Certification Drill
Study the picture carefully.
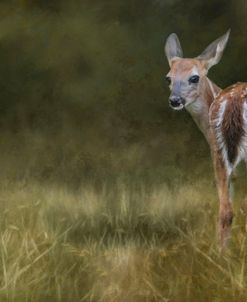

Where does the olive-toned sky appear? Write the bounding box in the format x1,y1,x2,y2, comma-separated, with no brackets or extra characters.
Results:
0,0,247,188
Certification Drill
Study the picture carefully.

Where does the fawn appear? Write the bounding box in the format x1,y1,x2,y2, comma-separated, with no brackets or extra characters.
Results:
165,30,247,248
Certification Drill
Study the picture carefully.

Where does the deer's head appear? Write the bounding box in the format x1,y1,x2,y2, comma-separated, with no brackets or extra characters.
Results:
164,30,230,110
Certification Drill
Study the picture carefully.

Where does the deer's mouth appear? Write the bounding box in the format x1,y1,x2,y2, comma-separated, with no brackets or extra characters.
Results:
169,96,185,110
170,103,184,111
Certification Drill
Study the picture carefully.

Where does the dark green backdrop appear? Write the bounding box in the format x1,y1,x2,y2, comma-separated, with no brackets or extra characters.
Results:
0,0,246,188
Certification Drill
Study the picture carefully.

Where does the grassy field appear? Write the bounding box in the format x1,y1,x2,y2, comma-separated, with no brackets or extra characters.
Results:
1,1,247,301
0,176,247,302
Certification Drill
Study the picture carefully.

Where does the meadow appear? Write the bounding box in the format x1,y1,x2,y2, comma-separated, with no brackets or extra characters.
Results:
1,174,247,301
0,0,247,301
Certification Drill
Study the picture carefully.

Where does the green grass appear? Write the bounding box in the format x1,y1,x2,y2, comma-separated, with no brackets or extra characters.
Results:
0,178,247,301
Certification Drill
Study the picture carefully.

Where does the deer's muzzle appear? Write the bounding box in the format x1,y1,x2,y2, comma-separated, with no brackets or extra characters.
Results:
169,95,185,110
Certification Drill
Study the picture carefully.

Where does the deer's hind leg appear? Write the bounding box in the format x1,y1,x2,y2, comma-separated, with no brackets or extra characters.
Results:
214,152,234,249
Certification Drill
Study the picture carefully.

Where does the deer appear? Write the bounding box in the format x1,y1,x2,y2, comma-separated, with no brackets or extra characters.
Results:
164,30,247,248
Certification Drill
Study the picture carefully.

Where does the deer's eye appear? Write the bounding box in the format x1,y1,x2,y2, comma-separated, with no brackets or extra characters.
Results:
165,76,171,85
189,75,200,84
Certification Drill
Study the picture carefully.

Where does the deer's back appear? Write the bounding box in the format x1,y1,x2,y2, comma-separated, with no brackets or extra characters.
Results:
210,82,247,170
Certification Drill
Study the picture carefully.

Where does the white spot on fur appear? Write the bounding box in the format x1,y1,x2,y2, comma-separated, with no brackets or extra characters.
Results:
243,102,247,123
239,102,247,163
186,98,203,114
191,66,199,76
213,100,232,175
216,100,226,127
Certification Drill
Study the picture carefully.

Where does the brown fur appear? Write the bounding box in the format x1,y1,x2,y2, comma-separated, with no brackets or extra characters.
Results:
210,83,247,164
170,59,205,78
168,59,238,249
214,153,233,247
165,30,237,249
209,82,247,247
222,97,244,164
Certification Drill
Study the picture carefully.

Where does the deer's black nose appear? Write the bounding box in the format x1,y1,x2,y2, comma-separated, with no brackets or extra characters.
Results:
169,96,185,108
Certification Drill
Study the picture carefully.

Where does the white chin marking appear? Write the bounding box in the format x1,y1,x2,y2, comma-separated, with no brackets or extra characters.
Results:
171,104,184,111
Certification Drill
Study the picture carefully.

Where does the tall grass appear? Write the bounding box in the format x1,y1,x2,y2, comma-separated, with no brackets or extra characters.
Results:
0,178,246,301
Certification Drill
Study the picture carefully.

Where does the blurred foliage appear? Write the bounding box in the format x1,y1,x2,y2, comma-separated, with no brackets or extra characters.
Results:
0,0,246,187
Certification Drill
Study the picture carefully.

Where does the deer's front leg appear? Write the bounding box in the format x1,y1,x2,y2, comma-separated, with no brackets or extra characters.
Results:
214,153,233,249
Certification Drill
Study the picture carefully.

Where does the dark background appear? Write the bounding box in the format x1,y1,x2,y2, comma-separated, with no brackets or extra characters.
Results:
0,0,246,189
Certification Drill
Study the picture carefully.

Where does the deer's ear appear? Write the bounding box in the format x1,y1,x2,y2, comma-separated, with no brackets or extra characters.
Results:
165,33,183,67
198,29,230,70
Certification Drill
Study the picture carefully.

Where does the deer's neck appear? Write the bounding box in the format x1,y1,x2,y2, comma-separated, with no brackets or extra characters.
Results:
186,77,221,143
